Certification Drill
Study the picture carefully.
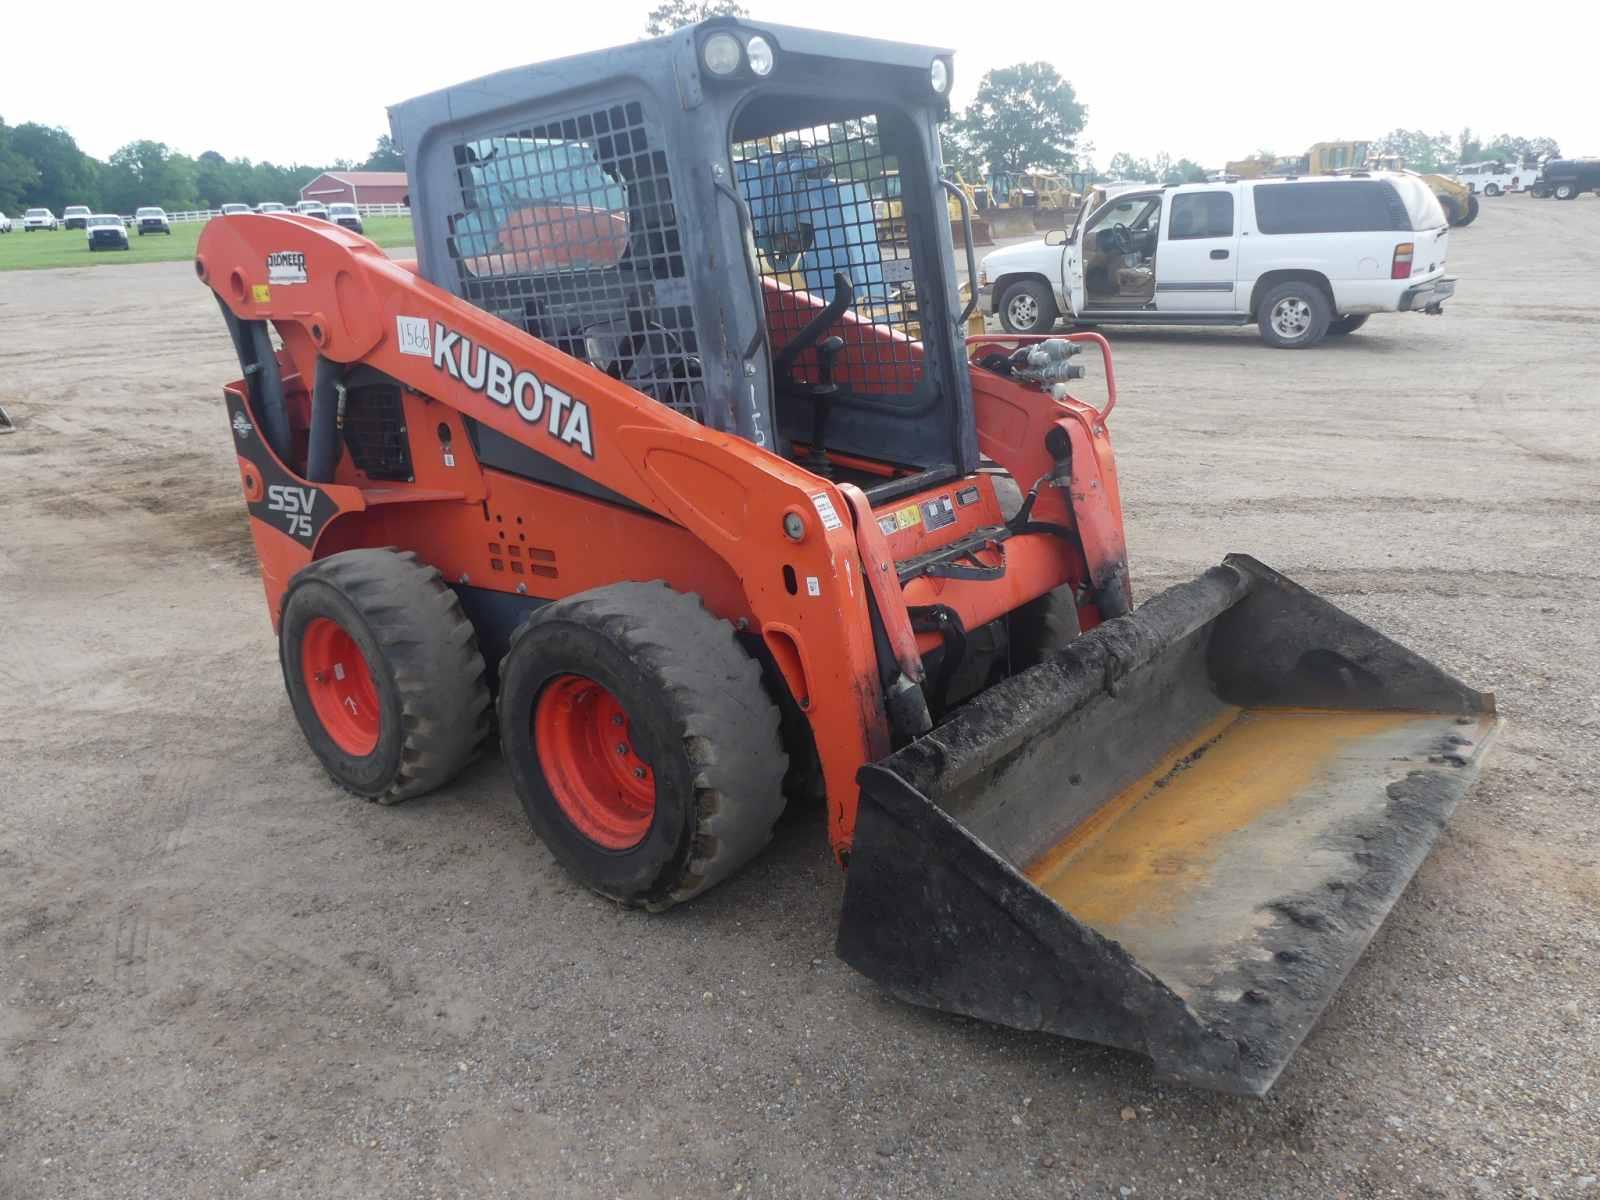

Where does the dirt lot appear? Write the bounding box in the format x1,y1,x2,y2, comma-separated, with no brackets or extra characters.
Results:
2,197,1597,1200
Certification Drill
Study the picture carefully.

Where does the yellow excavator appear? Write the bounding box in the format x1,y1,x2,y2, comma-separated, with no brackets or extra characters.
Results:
1227,141,1478,226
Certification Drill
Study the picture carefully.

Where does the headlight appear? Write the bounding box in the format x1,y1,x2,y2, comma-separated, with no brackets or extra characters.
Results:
702,32,742,76
745,35,774,76
930,58,950,94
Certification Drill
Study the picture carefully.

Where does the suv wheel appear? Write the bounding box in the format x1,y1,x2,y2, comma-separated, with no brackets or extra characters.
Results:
998,279,1058,335
1258,281,1331,349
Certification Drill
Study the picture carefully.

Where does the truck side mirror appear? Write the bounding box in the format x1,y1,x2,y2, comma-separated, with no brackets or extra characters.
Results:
1044,229,1067,246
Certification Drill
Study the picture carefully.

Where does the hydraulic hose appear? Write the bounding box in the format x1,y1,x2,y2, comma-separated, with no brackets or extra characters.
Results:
304,356,343,484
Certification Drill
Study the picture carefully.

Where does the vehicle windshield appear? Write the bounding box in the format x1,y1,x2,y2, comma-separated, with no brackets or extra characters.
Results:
137,207,164,217
87,215,122,227
65,206,89,214
259,203,285,211
27,209,49,217
329,204,357,214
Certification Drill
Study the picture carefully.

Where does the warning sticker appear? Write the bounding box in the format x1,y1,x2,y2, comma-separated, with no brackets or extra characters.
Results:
805,576,821,597
876,504,923,537
251,283,271,304
810,492,843,531
266,250,307,285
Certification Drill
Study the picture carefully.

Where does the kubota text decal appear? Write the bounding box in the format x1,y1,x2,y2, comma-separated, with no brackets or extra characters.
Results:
421,318,594,458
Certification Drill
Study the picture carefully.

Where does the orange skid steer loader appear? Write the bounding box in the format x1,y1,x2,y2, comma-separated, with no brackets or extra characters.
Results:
197,21,1496,1095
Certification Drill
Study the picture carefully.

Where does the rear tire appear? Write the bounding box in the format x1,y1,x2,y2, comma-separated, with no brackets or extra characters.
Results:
1439,195,1464,225
280,549,492,803
1554,182,1578,200
1258,280,1331,349
497,582,787,910
998,279,1058,335
1327,314,1370,336
1462,193,1481,224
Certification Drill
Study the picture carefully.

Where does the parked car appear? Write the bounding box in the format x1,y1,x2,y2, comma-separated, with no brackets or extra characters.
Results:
979,173,1453,349
255,201,289,214
86,213,130,252
1452,162,1518,196
1529,158,1600,200
0,212,12,233
326,202,364,233
136,206,172,235
295,200,330,219
23,208,59,232
219,203,251,216
62,205,92,230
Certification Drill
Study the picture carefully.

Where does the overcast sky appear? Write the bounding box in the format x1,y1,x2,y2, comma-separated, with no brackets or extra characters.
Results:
4,0,1592,169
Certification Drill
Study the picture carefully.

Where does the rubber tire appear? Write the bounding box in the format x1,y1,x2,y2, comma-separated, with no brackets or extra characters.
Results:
1485,184,1501,197
1554,182,1577,200
498,582,787,911
1440,195,1464,225
1461,193,1481,225
1327,314,1370,336
1257,280,1332,349
1007,584,1082,671
280,548,492,803
998,279,1058,335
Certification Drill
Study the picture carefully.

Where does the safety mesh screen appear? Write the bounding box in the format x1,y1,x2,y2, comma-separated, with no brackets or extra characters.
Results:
444,100,705,423
734,114,923,396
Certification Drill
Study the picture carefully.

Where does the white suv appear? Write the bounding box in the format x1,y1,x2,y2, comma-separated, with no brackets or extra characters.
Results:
23,208,59,232
980,174,1455,348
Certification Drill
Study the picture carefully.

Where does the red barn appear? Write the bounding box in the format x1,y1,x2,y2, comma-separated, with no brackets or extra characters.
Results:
298,171,409,207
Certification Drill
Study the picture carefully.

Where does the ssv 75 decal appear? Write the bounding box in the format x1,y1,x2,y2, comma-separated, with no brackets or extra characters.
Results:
410,317,594,458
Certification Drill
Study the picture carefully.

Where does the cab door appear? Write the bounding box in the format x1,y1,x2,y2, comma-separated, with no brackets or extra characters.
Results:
1154,188,1240,312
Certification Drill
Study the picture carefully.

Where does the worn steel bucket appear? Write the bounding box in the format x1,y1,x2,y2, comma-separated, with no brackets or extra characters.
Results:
837,555,1496,1095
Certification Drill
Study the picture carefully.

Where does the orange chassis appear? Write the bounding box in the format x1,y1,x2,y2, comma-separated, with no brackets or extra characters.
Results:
197,215,1130,856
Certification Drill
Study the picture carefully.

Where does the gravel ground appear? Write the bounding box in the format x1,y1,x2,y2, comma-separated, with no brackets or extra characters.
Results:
1,195,1596,1199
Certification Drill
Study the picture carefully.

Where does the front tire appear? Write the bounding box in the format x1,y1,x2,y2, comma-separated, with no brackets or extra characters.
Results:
1327,314,1370,336
497,583,786,910
280,549,491,803
1554,182,1578,200
1258,281,1331,349
1485,183,1501,196
997,279,1058,335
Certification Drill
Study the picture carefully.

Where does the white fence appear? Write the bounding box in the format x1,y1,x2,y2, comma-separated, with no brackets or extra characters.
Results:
162,203,412,223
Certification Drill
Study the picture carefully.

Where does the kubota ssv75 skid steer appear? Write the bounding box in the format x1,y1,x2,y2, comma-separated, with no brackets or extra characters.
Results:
196,21,1496,1095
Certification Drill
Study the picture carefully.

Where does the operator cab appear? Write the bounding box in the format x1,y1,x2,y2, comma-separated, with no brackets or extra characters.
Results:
390,20,976,499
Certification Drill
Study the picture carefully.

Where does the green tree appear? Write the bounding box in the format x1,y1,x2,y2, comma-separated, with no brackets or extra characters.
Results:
1454,127,1482,166
956,62,1086,176
103,140,198,212
643,0,746,36
363,134,405,170
1376,128,1453,172
1481,133,1561,164
1105,152,1154,182
0,118,41,212
9,122,99,210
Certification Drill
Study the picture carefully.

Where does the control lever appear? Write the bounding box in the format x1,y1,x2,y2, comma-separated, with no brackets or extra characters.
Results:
807,335,846,477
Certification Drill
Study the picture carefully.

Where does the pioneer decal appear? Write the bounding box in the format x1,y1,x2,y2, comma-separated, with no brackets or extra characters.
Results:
430,323,594,457
266,251,307,285
232,410,253,440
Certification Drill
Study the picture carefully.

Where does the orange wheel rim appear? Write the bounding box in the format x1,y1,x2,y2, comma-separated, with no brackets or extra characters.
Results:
534,674,655,850
300,617,381,756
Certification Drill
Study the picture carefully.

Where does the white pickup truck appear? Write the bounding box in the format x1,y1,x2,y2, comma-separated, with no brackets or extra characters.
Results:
979,174,1455,348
